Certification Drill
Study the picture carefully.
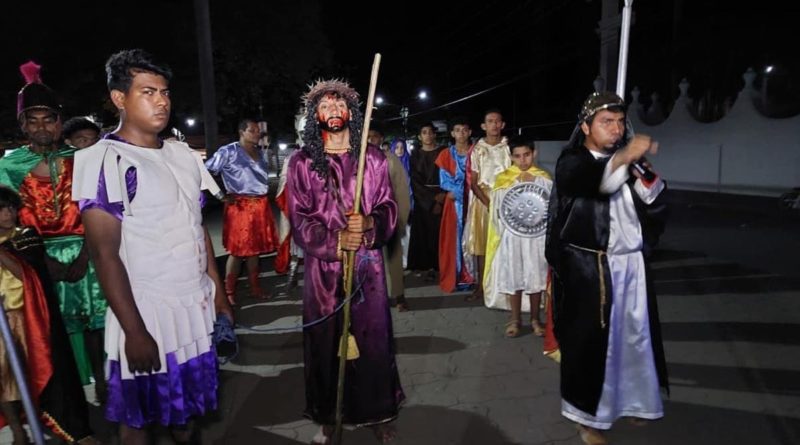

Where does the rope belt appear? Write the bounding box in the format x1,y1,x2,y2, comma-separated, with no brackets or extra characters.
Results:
568,243,608,329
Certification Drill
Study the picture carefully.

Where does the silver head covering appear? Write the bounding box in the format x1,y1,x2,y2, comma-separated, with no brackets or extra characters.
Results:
567,91,632,150
578,91,626,123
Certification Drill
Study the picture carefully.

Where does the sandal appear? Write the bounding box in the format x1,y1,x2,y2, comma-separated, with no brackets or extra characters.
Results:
396,295,410,312
504,320,521,338
464,288,483,302
424,269,437,282
531,320,545,337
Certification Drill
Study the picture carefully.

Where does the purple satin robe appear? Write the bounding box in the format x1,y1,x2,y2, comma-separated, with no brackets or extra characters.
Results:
287,145,405,425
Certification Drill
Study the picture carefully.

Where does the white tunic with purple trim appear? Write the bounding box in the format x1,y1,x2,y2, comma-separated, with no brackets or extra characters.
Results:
72,139,222,427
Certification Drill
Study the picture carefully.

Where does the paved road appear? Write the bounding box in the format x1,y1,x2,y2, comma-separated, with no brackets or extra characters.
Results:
7,190,798,444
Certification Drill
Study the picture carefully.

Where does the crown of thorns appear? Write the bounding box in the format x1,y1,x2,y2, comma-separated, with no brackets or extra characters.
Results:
302,79,361,108
579,91,626,122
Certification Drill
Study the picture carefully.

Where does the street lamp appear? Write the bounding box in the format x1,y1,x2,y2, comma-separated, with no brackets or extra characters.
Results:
375,90,430,137
186,117,196,127
763,65,774,113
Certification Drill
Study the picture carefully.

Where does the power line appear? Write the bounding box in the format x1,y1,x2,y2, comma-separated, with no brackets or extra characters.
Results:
381,46,580,122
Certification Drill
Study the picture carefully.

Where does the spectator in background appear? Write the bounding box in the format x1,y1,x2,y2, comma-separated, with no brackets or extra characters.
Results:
205,118,279,303
407,122,444,281
62,117,100,149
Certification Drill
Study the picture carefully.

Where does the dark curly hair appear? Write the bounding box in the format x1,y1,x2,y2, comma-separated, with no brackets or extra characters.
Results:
62,116,100,139
301,93,364,179
105,49,172,93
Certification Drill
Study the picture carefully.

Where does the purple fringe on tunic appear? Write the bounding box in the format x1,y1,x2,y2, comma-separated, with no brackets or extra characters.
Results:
105,348,218,428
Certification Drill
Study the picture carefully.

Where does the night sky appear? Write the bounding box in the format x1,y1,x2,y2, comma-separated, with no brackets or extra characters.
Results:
1,0,796,146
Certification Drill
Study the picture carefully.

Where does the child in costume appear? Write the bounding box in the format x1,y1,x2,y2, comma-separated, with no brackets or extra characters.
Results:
485,138,552,337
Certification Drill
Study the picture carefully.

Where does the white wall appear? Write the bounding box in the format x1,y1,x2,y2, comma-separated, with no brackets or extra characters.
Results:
535,69,800,197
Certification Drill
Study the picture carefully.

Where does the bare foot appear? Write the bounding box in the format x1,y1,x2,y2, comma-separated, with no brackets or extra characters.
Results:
372,423,396,443
575,423,607,445
311,425,333,444
626,416,649,426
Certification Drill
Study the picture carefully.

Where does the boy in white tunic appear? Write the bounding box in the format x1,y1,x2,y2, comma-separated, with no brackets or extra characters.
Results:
485,138,552,338
73,49,232,444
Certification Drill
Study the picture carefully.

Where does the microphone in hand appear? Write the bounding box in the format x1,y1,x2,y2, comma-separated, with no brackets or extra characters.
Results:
630,158,657,182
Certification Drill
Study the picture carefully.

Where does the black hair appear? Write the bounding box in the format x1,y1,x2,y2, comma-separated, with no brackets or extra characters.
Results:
449,116,470,129
0,185,21,211
105,49,173,93
483,108,504,121
238,118,259,133
62,117,100,139
369,125,384,137
418,122,436,133
508,136,535,154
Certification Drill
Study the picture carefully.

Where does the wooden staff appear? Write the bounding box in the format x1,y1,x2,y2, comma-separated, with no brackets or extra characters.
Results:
333,53,382,445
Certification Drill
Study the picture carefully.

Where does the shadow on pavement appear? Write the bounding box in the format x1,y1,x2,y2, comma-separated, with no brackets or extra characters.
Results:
396,336,467,355
230,332,303,366
662,321,800,345
668,361,800,395
395,295,485,312
605,399,800,445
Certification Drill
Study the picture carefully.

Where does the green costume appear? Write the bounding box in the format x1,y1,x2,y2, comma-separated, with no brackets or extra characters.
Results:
0,145,107,385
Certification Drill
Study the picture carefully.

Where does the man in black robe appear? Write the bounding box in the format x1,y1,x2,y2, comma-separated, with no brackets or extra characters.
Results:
545,92,669,445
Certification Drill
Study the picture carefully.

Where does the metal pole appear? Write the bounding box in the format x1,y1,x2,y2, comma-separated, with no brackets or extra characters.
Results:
193,0,220,159
0,295,45,445
616,0,634,98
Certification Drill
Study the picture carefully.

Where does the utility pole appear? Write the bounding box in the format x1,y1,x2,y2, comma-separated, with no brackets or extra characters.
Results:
597,0,622,92
193,0,219,158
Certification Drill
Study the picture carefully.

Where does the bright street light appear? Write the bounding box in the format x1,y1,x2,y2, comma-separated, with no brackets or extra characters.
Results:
376,96,384,105
186,118,196,127
765,65,774,73
418,90,428,100
279,143,288,150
